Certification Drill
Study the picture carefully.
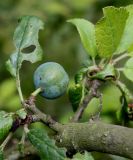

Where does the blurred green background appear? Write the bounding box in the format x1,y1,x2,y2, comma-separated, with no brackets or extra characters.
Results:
1,0,133,159
1,0,133,128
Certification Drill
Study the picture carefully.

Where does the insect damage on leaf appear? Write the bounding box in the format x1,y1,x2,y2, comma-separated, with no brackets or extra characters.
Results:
6,15,44,77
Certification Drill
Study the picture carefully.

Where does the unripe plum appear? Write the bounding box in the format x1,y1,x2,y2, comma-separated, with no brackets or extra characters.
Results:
33,62,69,99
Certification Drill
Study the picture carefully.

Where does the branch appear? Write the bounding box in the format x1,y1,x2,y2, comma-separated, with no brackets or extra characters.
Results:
56,121,133,159
71,80,102,122
23,96,62,132
10,101,133,159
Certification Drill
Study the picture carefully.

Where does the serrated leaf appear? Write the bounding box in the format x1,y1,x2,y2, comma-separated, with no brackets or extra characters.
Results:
117,5,133,54
28,128,66,160
0,111,13,140
96,7,128,57
68,18,97,58
0,149,4,160
6,16,44,77
123,57,133,82
16,108,27,119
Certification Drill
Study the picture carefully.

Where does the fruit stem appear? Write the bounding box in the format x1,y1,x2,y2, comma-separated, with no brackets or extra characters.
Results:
31,87,42,97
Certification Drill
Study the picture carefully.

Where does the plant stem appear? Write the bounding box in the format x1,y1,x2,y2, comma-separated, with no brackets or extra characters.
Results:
117,68,124,72
31,87,42,97
21,126,26,144
92,57,96,66
24,97,62,131
112,53,128,65
115,80,133,100
24,124,29,133
99,58,106,67
71,93,94,122
71,79,102,122
16,72,24,103
0,132,13,151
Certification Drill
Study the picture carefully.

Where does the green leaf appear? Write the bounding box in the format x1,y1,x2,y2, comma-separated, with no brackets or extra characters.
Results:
28,128,66,160
69,68,87,111
74,68,88,84
16,108,27,119
89,63,116,80
70,151,94,160
116,95,129,125
6,16,44,77
0,111,13,140
68,84,83,112
68,18,97,58
117,5,133,54
96,6,128,57
123,57,133,82
0,149,4,160
116,81,133,101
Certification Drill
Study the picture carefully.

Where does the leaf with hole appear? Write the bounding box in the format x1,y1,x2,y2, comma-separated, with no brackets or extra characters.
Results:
6,16,44,77
28,128,66,160
123,57,133,82
95,6,128,57
68,18,97,58
0,111,13,140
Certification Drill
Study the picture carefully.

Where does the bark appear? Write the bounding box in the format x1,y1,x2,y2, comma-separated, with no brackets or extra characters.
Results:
56,121,133,159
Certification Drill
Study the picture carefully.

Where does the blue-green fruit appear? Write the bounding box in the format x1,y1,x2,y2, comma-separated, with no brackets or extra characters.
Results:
34,62,69,99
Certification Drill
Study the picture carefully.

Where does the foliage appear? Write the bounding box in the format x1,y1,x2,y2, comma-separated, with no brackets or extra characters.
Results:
28,128,66,160
0,111,13,140
0,2,133,160
6,15,44,77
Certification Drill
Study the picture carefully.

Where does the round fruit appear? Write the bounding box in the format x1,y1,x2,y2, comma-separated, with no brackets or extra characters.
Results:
33,62,69,99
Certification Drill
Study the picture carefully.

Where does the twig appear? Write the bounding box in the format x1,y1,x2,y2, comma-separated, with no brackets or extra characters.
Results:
115,80,133,100
23,96,62,132
112,53,128,65
0,132,13,151
117,68,124,72
16,73,24,103
90,93,103,121
92,57,96,66
71,80,102,122
99,58,106,66
11,114,40,132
